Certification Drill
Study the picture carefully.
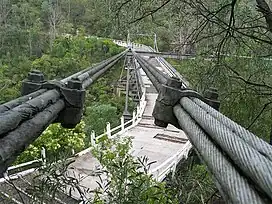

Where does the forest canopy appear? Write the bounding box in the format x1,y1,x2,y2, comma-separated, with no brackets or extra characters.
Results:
1,0,271,148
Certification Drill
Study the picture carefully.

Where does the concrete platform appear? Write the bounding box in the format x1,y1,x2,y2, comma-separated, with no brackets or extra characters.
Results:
123,93,188,171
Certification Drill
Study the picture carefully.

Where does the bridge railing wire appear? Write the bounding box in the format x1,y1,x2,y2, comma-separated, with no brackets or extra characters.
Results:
61,51,127,83
132,52,167,91
0,50,128,174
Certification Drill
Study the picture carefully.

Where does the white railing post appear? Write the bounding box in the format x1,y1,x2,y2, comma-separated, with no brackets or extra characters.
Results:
172,153,180,179
136,105,140,118
71,149,75,155
140,97,144,109
106,122,111,138
172,161,177,179
91,130,96,146
3,171,8,180
41,147,46,166
132,111,136,125
156,169,159,181
142,87,146,101
121,116,125,131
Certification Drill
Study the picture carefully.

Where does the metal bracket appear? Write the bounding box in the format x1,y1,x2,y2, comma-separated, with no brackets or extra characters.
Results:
21,70,86,128
21,70,46,95
152,77,220,129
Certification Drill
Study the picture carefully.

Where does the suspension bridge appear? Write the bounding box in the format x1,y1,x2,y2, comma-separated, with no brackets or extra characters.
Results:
0,39,271,204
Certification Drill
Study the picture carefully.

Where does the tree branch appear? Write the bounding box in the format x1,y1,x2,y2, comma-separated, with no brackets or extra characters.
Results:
256,0,272,32
247,101,272,129
229,75,272,89
129,0,172,23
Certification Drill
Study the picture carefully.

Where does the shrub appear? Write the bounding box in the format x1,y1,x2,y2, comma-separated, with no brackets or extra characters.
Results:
91,136,179,204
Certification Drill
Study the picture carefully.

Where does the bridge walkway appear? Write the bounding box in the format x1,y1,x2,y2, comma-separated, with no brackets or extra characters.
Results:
66,46,190,200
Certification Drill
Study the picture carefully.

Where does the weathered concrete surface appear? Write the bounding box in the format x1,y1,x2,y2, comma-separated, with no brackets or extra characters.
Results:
127,93,187,170
66,152,105,200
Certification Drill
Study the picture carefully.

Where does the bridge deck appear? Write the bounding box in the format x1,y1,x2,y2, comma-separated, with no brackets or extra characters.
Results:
66,48,188,200
127,66,188,170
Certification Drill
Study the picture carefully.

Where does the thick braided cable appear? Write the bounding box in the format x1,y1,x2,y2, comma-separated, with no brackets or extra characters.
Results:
180,97,272,199
82,56,122,88
193,98,272,161
0,90,61,136
0,89,47,114
173,105,267,204
133,52,168,85
61,50,127,83
133,54,161,91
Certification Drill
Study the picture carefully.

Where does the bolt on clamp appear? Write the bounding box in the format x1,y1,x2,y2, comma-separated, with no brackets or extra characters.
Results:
22,70,86,128
152,77,220,129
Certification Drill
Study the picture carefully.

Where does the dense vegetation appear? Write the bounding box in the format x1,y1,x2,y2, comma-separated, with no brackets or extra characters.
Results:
13,36,127,163
109,0,272,142
169,57,272,142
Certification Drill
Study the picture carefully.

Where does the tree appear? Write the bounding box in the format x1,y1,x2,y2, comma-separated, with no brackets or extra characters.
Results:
42,0,63,50
108,0,272,141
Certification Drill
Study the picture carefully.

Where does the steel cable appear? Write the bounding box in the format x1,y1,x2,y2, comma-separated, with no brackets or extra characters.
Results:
193,98,272,161
61,50,127,83
173,104,268,204
0,89,47,114
133,52,168,85
0,100,65,167
180,97,272,200
133,55,161,91
77,51,126,82
0,90,61,136
82,56,123,89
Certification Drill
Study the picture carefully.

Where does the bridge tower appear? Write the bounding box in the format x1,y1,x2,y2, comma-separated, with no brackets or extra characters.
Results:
117,52,142,122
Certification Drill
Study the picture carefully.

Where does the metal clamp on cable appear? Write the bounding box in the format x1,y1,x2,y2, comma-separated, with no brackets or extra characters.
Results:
55,78,85,128
22,70,86,128
152,77,220,129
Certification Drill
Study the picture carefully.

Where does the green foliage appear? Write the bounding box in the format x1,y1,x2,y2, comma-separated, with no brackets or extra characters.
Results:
84,104,119,136
92,136,178,204
168,57,272,142
25,157,80,204
0,35,124,104
0,56,33,102
16,121,86,163
167,158,218,204
134,37,155,48
32,36,124,79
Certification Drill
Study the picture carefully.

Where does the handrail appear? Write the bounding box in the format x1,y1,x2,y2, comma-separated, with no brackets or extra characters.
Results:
0,168,37,183
7,159,42,171
75,85,147,158
149,141,192,181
